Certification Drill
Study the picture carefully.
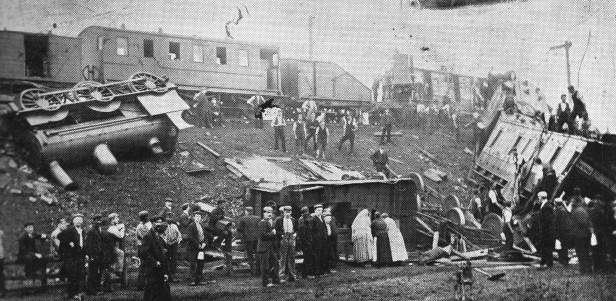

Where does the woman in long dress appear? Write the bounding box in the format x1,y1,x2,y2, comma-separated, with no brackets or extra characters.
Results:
351,209,374,264
383,214,408,262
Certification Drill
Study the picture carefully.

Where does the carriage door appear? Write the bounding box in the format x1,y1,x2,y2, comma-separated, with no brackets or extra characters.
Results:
260,49,279,90
24,34,49,77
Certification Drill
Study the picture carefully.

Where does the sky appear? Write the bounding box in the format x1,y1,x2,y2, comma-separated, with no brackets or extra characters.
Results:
1,0,616,132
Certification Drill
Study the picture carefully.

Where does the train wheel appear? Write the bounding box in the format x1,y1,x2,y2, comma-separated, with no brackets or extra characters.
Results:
72,81,113,103
128,72,168,93
19,88,62,111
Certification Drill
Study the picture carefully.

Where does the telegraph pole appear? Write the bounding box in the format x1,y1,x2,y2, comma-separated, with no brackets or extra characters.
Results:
308,15,315,60
549,41,573,86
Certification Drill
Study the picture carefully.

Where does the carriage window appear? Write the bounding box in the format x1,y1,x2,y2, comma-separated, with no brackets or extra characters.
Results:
169,42,180,60
238,49,249,66
116,37,128,56
489,129,503,147
509,136,522,154
193,45,204,62
216,47,227,65
143,39,154,58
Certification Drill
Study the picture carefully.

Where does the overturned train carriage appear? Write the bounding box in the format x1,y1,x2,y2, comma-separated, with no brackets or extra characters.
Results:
470,111,616,208
247,178,418,251
9,73,192,189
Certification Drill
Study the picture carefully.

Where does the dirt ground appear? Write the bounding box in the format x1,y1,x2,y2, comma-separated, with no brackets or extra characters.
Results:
4,261,615,301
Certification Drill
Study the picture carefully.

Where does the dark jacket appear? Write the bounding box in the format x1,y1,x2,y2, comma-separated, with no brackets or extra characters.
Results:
139,229,169,278
297,214,313,250
538,202,555,244
571,205,592,239
58,226,85,260
553,204,574,243
18,233,44,262
85,227,104,262
237,214,261,242
311,215,328,245
185,221,212,261
371,218,388,238
274,216,298,240
381,114,394,125
157,207,174,220
256,219,277,253
370,151,389,169
326,219,338,245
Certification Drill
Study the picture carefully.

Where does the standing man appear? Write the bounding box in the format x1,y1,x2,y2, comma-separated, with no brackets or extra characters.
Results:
324,212,338,273
553,196,574,266
588,195,608,272
107,213,125,279
178,203,193,233
140,216,171,301
305,114,319,153
338,112,358,154
85,215,105,296
18,222,47,286
571,196,594,274
297,206,314,279
275,206,297,282
257,206,280,287
186,210,212,286
135,210,152,290
292,113,307,156
158,198,174,220
271,105,287,152
537,191,555,269
163,216,182,282
568,85,588,124
370,147,395,179
310,204,328,277
248,94,265,129
302,98,318,122
59,213,86,300
237,206,261,276
50,218,69,252
315,120,330,160
556,94,572,133
380,109,394,145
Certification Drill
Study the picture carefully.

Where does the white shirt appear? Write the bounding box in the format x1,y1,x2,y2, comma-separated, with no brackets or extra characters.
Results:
503,208,512,223
76,227,84,248
488,190,498,204
540,199,548,209
283,217,293,233
326,223,332,236
108,223,126,239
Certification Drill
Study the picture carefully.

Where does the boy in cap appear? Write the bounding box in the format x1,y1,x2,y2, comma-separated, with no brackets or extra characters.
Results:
258,206,280,287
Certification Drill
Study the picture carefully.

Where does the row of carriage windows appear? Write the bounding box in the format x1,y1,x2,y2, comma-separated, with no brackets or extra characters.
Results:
101,36,250,66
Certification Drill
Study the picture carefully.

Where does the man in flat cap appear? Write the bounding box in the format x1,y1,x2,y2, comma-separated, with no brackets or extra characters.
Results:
257,206,280,287
310,204,328,276
163,215,182,282
85,214,106,295
275,206,297,282
106,213,125,278
186,210,213,285
59,213,86,300
237,206,261,276
140,216,171,301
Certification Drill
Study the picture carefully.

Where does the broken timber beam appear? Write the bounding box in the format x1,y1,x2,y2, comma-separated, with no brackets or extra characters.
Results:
196,142,221,158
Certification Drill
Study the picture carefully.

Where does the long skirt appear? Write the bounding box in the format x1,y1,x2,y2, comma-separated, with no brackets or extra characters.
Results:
352,233,374,263
374,234,392,266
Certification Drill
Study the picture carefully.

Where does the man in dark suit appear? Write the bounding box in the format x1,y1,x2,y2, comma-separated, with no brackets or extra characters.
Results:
297,206,314,279
139,216,171,301
536,191,555,268
17,222,48,283
237,206,261,276
59,213,86,300
310,204,328,276
257,206,280,287
571,196,594,274
185,210,212,285
85,215,106,296
324,211,338,273
275,206,297,282
553,196,574,266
